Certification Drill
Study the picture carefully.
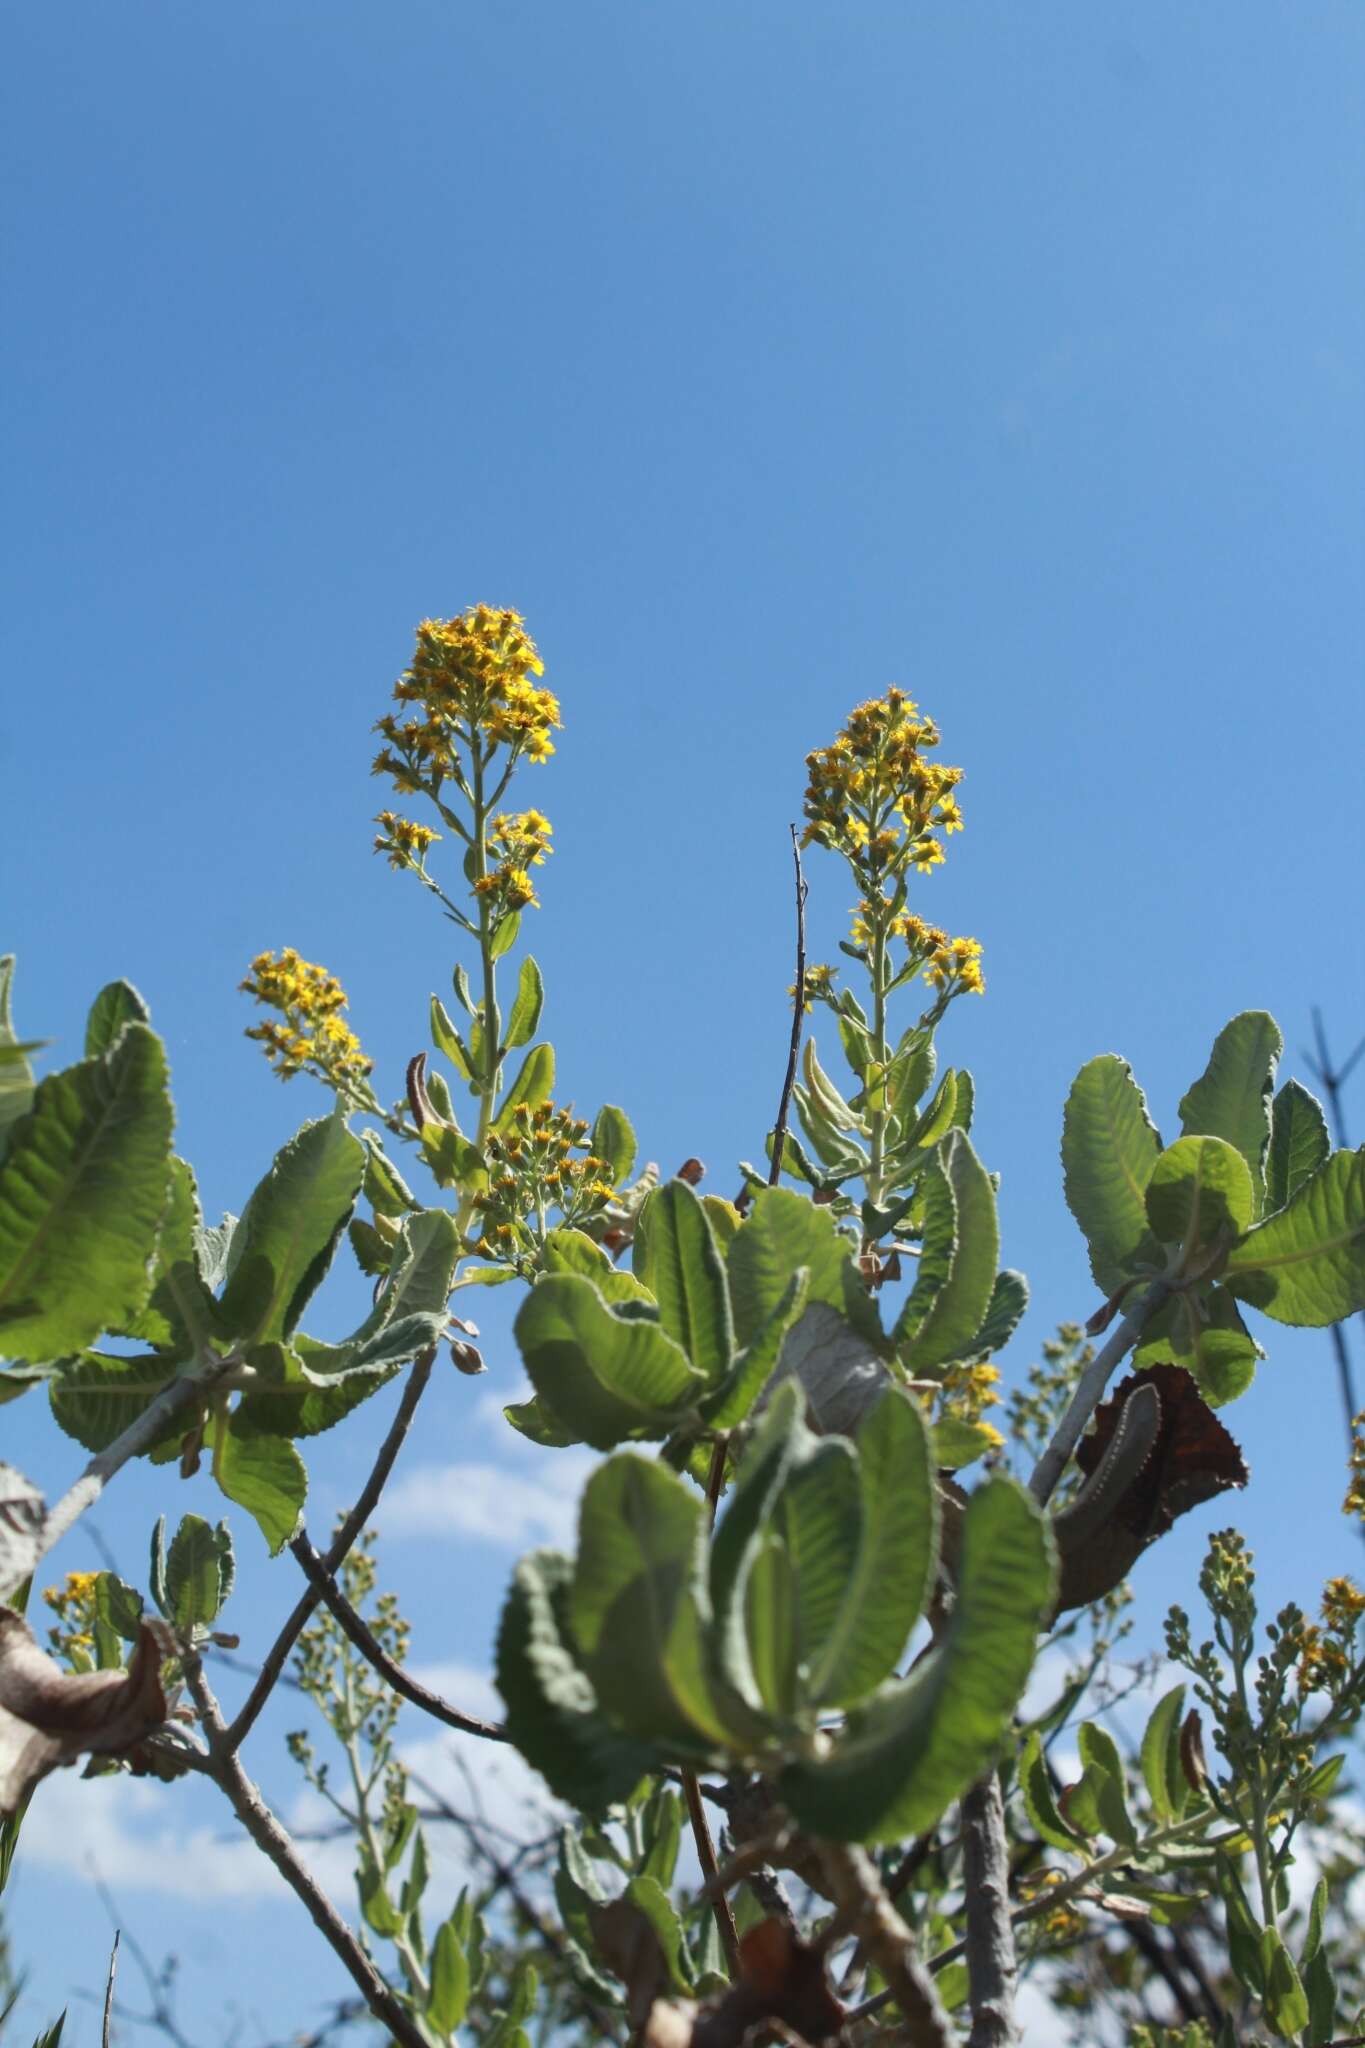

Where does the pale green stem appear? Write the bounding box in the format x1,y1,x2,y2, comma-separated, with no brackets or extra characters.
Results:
340,1660,429,2004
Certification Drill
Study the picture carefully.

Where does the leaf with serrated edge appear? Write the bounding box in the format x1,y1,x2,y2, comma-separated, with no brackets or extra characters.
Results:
0,1025,174,1363
779,1475,1053,1842
647,1180,733,1386
807,1389,937,1707
1266,1080,1330,1215
217,1113,364,1347
1224,1148,1365,1327
570,1453,738,1753
1062,1055,1162,1292
1179,1012,1281,1216
901,1131,999,1371
495,1548,656,1812
513,1274,702,1450
211,1414,306,1554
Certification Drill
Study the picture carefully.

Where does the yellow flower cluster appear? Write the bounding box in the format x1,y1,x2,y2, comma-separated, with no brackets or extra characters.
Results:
473,1101,617,1271
1344,1410,1365,1524
241,949,373,1089
789,962,837,1013
373,811,441,871
1293,1621,1349,1697
934,1360,1005,1450
372,607,560,797
1322,1575,1365,1632
803,688,963,878
470,809,555,916
1018,1869,1085,1947
44,1569,99,1659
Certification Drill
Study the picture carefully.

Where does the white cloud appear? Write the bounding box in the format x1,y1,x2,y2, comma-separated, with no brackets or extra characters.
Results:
18,1768,286,1900
383,1449,598,1550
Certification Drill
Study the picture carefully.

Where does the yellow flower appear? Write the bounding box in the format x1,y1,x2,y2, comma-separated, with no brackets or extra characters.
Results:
1322,1576,1365,1632
373,811,441,870
241,949,373,1090
374,607,559,797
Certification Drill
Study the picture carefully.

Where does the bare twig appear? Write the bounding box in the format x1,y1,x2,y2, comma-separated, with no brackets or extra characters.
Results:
683,1769,742,1977
38,1365,224,1566
769,824,808,1186
814,1841,954,2048
289,1533,508,1743
961,1773,1017,2048
102,1932,120,2048
225,1350,436,1751
185,1655,428,2048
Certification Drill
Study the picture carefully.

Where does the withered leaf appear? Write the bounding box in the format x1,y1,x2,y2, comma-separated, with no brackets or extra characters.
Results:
0,1464,47,1601
1053,1364,1247,1613
644,1920,845,2048
0,1606,173,1815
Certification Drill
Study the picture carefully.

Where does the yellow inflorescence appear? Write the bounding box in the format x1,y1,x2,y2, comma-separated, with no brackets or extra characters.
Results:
241,948,373,1088
473,1100,618,1271
1344,1411,1365,1525
373,811,441,870
803,687,963,876
372,606,560,797
1322,1574,1365,1632
44,1569,100,1659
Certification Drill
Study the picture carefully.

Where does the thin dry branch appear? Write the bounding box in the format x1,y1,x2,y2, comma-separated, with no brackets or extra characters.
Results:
225,1349,436,1751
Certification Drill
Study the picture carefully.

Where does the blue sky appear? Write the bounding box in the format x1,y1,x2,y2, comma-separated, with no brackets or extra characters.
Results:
3,2,1364,2037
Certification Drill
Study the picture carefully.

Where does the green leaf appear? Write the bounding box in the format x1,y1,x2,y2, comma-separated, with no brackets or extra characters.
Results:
93,1571,145,1642
709,1382,807,1706
647,1180,733,1386
1062,1055,1162,1292
763,1438,861,1706
1261,1925,1309,2039
361,1134,417,1217
164,1514,233,1630
120,1156,219,1355
47,1351,180,1454
701,1267,809,1430
495,1548,656,1812
900,1132,999,1372
941,1270,1030,1364
513,1274,704,1450
779,1475,1053,1842
494,1044,555,1133
503,1395,582,1447
1020,1728,1083,1852
591,1105,637,1185
570,1453,736,1752
489,909,521,961
430,996,475,1081
1301,1873,1328,1967
217,1112,364,1346
1178,1011,1281,1215
1266,1079,1330,1215
1224,1147,1365,1326
1132,1286,1260,1405
541,1229,653,1306
1145,1135,1256,1258
429,1919,472,2033
0,958,35,1149
892,1145,956,1349
1305,1944,1337,2047
84,979,152,1057
212,1414,306,1553
728,1187,882,1353
803,1038,863,1132
807,1389,937,1707
932,1417,1003,1470
0,1024,174,1363
1139,1684,1186,1822
232,1338,397,1441
504,956,545,1050
1073,1722,1136,1845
